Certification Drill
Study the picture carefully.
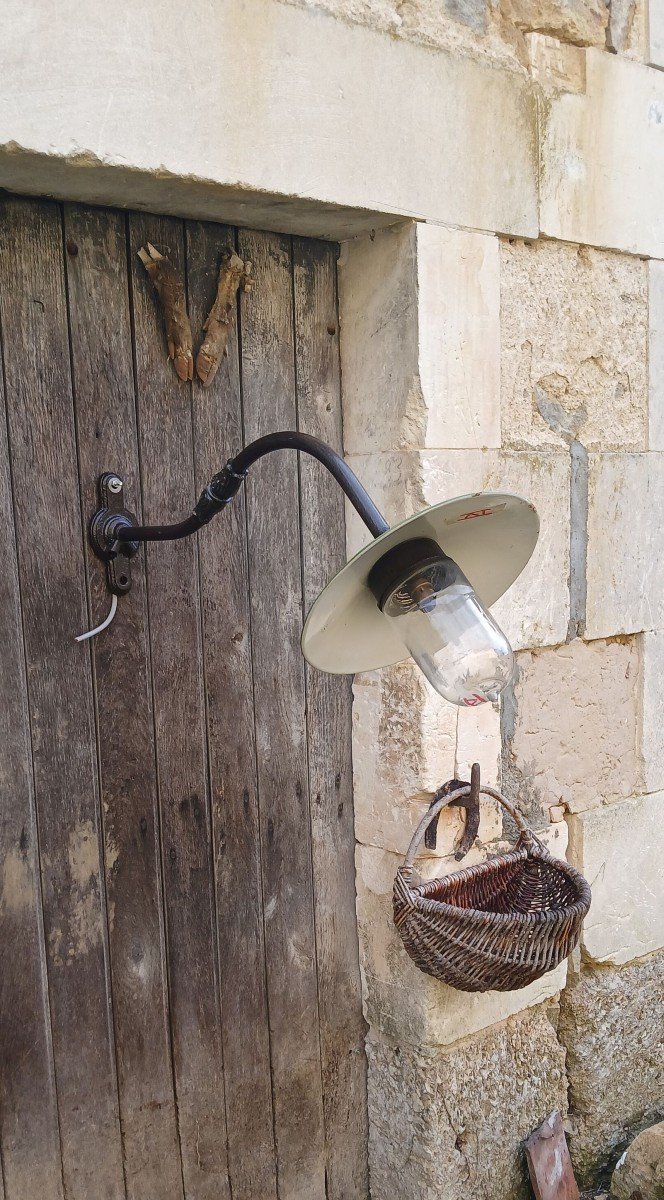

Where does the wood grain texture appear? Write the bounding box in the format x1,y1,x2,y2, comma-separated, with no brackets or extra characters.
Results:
0,196,367,1198
128,213,231,1200
185,221,278,1200
0,248,63,1200
0,195,125,1200
63,203,184,1200
238,228,326,1200
293,237,369,1199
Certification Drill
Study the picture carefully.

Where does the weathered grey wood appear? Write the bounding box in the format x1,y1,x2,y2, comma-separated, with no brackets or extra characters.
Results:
63,203,184,1200
293,237,370,1198
237,228,327,1200
0,195,369,1199
0,195,125,1199
128,213,231,1199
185,221,278,1200
0,265,63,1200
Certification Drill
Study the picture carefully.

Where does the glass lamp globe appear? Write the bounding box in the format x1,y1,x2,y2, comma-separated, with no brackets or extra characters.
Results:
301,493,538,707
369,539,515,707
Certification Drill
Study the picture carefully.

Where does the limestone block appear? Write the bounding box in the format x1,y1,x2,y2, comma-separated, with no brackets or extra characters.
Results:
340,224,420,454
559,954,664,1183
606,0,647,57
456,698,502,788
367,1006,568,1200
567,792,664,965
611,1121,664,1200
649,261,664,450
339,223,501,454
503,0,607,45
355,823,569,1047
352,661,502,858
345,449,570,649
422,0,489,33
286,0,515,64
352,661,463,857
540,51,664,258
586,453,664,639
0,0,538,240
507,640,642,817
417,226,501,451
500,240,648,452
525,33,587,93
648,0,664,66
643,631,664,792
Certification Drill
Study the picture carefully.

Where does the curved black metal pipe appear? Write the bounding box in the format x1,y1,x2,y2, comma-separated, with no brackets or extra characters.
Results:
114,431,389,545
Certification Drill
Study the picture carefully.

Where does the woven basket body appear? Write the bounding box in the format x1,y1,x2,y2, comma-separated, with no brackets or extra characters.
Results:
393,786,591,993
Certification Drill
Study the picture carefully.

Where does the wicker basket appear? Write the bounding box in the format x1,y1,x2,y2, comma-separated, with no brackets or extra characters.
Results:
393,785,591,993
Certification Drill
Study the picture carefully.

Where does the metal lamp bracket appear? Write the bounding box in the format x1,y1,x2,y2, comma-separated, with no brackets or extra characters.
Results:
89,473,140,595
80,434,538,661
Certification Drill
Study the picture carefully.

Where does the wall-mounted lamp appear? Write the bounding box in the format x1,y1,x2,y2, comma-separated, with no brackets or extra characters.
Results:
88,431,538,708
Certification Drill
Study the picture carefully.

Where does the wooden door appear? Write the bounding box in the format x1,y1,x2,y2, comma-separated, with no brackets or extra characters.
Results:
0,194,368,1200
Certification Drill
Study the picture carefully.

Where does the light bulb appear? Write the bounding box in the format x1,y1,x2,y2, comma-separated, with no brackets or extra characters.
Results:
369,538,515,707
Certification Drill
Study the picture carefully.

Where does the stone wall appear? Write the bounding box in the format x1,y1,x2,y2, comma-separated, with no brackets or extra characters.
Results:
338,8,664,1186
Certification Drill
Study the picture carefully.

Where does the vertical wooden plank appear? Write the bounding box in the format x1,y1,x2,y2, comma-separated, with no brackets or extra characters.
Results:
63,203,184,1200
128,213,230,1200
0,196,125,1200
293,238,370,1198
237,229,326,1200
0,280,63,1200
185,222,278,1200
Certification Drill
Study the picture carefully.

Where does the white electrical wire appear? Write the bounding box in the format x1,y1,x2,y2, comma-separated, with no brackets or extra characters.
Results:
75,593,118,643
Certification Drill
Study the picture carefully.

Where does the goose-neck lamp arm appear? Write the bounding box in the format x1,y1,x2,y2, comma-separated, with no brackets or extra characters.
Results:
89,429,539,709
95,431,388,549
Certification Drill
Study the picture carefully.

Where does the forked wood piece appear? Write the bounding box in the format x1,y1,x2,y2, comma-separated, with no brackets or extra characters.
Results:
137,242,194,381
525,1111,580,1200
196,250,252,386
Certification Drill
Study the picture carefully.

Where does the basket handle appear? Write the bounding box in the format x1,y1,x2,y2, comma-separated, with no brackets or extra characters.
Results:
402,784,529,871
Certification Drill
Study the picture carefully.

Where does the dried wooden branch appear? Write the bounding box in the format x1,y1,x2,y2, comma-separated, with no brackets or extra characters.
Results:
137,243,194,382
196,251,252,387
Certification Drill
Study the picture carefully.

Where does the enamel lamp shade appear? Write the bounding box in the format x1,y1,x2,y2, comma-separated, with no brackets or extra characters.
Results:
301,492,539,676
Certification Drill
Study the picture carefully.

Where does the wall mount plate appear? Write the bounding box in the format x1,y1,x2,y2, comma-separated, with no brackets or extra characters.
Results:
89,473,139,595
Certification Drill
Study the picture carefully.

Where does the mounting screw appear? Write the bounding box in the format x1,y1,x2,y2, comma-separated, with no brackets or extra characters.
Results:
107,476,123,494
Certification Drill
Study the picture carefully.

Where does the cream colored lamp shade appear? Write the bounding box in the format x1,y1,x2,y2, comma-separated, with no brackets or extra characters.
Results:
301,492,539,675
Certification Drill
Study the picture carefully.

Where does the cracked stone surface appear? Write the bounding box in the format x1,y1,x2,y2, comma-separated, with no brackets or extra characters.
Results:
567,792,664,965
500,240,648,453
610,1120,664,1199
367,1005,568,1200
585,452,664,639
560,955,664,1185
502,0,607,45
281,0,523,67
607,0,647,57
505,638,642,817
